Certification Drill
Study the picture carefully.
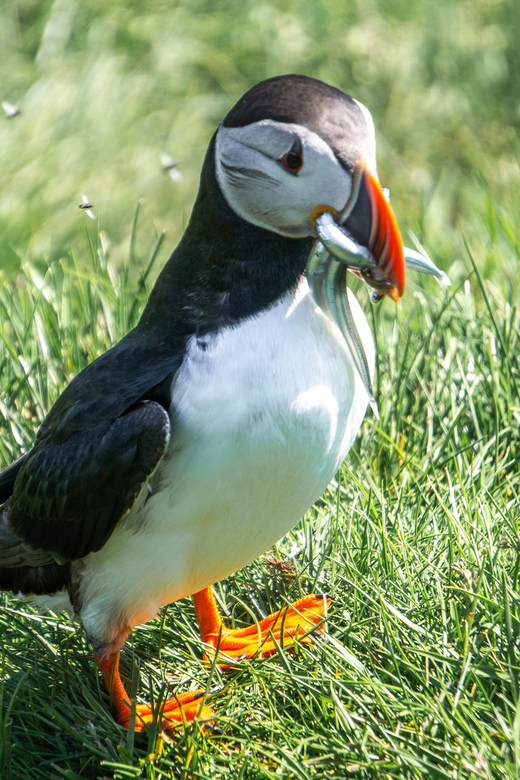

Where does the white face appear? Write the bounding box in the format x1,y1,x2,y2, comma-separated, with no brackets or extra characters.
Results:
214,114,377,239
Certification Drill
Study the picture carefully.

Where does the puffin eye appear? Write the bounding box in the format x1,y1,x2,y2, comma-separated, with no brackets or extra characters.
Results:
278,138,303,175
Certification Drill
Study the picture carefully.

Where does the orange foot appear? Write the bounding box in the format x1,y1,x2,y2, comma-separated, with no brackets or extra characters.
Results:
193,586,330,665
96,652,213,733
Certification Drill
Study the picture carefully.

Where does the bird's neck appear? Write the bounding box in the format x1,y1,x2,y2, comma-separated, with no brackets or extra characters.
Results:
139,135,314,338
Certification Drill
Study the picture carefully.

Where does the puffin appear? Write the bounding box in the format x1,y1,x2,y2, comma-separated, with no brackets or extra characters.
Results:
0,75,438,733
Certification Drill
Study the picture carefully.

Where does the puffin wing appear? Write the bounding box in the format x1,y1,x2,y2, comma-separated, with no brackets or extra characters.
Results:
8,399,171,562
3,329,186,563
0,454,29,505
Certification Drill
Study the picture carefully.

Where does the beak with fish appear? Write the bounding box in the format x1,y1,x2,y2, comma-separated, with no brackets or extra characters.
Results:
306,159,450,418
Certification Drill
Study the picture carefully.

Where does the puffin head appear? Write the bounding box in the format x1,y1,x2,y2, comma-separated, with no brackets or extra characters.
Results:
214,74,405,302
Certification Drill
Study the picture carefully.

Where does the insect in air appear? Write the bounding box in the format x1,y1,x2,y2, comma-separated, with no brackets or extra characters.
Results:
160,153,183,182
2,101,21,119
79,194,96,220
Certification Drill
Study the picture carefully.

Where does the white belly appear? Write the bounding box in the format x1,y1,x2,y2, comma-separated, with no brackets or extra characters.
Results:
78,278,374,647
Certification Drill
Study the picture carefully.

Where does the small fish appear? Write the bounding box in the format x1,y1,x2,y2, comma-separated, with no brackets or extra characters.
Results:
160,153,183,182
2,101,21,119
315,211,451,289
79,194,96,220
308,212,451,415
402,243,451,286
314,210,374,270
307,241,379,418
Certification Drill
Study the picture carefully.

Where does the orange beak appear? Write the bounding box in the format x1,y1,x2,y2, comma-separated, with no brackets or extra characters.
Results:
339,162,405,302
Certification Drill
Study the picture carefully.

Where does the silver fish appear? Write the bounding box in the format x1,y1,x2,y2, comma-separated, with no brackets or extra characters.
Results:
307,212,451,417
314,210,375,270
403,245,451,286
307,240,379,419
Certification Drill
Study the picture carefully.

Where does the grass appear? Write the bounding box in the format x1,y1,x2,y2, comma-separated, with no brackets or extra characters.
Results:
0,203,519,779
1,1,520,778
1,0,520,278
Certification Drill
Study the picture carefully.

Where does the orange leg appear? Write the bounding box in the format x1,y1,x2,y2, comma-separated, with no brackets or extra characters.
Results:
193,586,330,666
95,652,212,732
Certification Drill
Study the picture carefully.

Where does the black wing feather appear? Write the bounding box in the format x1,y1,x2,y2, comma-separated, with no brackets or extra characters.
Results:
40,328,186,443
0,454,29,505
1,319,188,567
9,400,171,561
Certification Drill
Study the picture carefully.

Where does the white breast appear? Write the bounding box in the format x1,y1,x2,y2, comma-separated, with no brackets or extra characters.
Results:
78,277,374,648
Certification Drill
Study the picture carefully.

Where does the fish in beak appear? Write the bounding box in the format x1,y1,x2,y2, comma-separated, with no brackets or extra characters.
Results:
307,161,451,416
310,160,406,302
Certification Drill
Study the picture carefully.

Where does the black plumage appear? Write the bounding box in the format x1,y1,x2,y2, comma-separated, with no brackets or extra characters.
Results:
0,134,312,589
10,401,171,561
0,74,409,733
224,75,370,173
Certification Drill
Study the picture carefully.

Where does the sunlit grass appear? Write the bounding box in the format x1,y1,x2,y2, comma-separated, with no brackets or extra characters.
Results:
1,0,519,282
1,1,520,777
0,202,519,778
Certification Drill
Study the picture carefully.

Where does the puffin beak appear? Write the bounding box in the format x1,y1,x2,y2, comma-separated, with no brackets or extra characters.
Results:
311,161,406,302
306,163,448,417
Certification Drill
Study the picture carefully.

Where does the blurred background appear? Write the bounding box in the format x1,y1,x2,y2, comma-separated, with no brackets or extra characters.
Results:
0,0,519,285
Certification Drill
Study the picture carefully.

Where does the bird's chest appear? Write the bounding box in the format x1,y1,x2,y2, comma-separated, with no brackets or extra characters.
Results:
172,282,360,478
140,280,372,592
78,281,373,637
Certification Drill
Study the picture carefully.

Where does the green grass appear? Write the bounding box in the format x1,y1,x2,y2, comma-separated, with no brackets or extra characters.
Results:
1,1,520,778
1,205,519,780
1,0,520,281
